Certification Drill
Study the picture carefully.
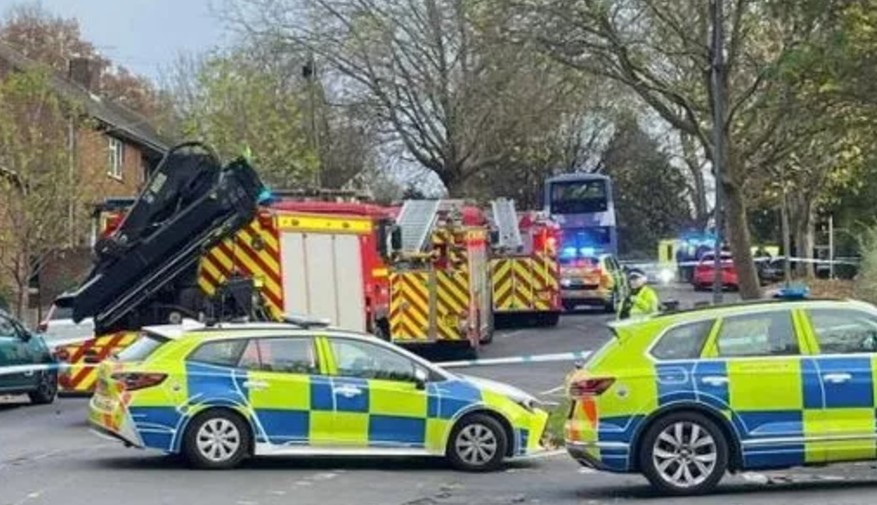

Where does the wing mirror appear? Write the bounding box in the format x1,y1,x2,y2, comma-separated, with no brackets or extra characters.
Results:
414,368,428,390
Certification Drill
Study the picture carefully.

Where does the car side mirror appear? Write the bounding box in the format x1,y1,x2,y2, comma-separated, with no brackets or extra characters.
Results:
17,330,31,342
414,368,428,390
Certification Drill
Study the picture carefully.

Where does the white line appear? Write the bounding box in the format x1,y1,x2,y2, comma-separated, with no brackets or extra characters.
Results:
497,330,527,340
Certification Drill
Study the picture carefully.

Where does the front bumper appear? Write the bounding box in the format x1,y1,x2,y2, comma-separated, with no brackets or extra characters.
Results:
561,287,611,303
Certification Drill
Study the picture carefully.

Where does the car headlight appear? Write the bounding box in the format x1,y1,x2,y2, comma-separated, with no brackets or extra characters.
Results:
560,278,572,288
516,396,538,412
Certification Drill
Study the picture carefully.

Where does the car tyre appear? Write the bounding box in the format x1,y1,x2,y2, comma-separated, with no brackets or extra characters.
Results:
639,411,728,496
28,371,57,405
183,410,251,470
447,413,508,472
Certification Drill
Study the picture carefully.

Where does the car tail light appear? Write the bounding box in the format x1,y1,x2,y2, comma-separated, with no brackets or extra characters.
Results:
569,377,615,397
111,372,167,391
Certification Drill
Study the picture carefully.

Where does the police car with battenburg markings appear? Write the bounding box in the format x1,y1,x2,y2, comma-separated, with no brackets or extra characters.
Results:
89,318,548,471
565,295,877,495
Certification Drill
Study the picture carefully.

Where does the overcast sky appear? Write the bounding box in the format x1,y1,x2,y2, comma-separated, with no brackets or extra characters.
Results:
3,0,227,82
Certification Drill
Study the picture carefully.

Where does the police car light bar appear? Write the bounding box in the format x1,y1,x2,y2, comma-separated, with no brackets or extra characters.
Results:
282,313,332,328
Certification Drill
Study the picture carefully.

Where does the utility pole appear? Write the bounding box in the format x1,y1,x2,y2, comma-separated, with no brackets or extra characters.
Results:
303,52,322,188
710,0,725,304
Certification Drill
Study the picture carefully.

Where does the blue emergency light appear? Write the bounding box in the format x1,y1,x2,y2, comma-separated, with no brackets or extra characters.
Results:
257,188,274,204
774,285,810,300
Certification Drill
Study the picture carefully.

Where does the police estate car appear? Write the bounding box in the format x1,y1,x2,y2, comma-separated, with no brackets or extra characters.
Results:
565,298,877,494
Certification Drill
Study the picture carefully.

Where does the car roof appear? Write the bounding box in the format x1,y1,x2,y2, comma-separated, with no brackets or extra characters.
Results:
609,298,877,329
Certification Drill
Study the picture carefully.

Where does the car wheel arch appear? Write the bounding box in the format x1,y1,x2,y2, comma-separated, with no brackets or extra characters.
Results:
448,407,516,458
630,402,742,472
174,404,256,455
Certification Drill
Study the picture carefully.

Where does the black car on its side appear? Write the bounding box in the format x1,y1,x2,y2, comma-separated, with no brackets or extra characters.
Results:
0,309,57,404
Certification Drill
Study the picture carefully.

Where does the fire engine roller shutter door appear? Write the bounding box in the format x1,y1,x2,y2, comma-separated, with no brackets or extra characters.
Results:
280,231,367,331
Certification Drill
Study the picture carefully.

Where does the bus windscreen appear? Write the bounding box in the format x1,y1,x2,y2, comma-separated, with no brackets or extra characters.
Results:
550,180,608,214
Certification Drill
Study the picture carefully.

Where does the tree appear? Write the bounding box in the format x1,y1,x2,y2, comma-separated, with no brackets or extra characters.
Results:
0,70,82,319
0,3,166,121
601,116,692,256
172,50,319,188
224,0,577,195
511,0,838,298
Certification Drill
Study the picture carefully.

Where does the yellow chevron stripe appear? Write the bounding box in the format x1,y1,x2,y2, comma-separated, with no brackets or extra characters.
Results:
239,228,282,276
226,240,283,301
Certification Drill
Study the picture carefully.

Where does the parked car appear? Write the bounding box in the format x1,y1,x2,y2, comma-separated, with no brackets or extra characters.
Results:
564,297,877,495
0,309,58,404
90,321,549,470
691,252,737,291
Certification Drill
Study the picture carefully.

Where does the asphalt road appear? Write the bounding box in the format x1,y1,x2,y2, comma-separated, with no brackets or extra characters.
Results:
7,284,877,505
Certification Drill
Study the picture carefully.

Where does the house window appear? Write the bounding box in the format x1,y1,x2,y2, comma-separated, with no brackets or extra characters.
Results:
107,137,124,179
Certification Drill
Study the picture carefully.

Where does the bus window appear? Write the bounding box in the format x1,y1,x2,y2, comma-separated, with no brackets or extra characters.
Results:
550,180,608,214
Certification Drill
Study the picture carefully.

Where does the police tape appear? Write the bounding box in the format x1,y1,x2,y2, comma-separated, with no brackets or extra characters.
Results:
0,362,69,377
624,256,861,269
439,350,592,369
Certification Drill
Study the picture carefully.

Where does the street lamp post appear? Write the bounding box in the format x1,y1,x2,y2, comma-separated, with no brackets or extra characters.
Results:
710,0,725,304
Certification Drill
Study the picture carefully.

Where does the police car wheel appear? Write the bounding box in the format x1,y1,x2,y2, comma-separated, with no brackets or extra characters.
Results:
639,412,728,496
183,410,251,470
447,413,508,472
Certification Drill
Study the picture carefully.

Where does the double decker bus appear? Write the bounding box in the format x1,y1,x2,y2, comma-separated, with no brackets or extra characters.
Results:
544,173,618,257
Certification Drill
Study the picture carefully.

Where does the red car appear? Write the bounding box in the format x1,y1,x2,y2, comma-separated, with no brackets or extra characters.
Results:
692,252,738,290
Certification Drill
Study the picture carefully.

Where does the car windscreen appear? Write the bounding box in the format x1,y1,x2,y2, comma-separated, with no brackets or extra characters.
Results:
115,334,168,362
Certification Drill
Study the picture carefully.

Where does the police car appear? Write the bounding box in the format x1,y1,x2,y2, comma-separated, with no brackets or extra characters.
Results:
89,321,548,471
565,296,877,495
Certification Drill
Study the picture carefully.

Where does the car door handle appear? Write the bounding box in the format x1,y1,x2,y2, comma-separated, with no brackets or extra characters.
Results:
701,376,729,386
333,385,363,398
242,380,269,391
823,373,852,384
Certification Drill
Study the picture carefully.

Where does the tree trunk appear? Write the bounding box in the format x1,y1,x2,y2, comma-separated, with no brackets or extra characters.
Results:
791,196,815,279
723,180,761,299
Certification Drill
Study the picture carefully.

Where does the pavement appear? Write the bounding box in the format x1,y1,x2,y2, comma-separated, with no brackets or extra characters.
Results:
5,284,877,505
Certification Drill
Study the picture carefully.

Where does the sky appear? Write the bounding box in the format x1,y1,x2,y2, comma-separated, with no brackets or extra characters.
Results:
0,0,227,83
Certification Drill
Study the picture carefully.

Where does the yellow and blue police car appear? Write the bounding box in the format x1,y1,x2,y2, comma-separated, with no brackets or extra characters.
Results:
89,320,548,471
565,297,877,495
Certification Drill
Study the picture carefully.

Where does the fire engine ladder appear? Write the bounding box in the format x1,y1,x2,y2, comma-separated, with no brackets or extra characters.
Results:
397,199,441,252
491,198,523,250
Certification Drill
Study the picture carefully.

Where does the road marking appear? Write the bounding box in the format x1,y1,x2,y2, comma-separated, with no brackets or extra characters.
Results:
497,330,527,340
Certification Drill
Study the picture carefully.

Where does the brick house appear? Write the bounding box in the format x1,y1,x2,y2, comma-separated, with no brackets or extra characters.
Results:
0,42,171,316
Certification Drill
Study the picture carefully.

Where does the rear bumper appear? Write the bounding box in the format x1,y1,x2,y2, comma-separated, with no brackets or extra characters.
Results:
88,394,143,448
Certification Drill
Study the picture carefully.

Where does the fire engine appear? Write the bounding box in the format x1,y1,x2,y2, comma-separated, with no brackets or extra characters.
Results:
387,200,493,351
487,198,562,327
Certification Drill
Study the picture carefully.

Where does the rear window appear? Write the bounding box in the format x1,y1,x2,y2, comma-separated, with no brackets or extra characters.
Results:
116,334,167,362
651,320,715,360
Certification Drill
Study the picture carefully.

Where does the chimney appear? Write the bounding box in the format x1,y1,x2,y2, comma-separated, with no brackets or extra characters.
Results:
68,57,97,91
